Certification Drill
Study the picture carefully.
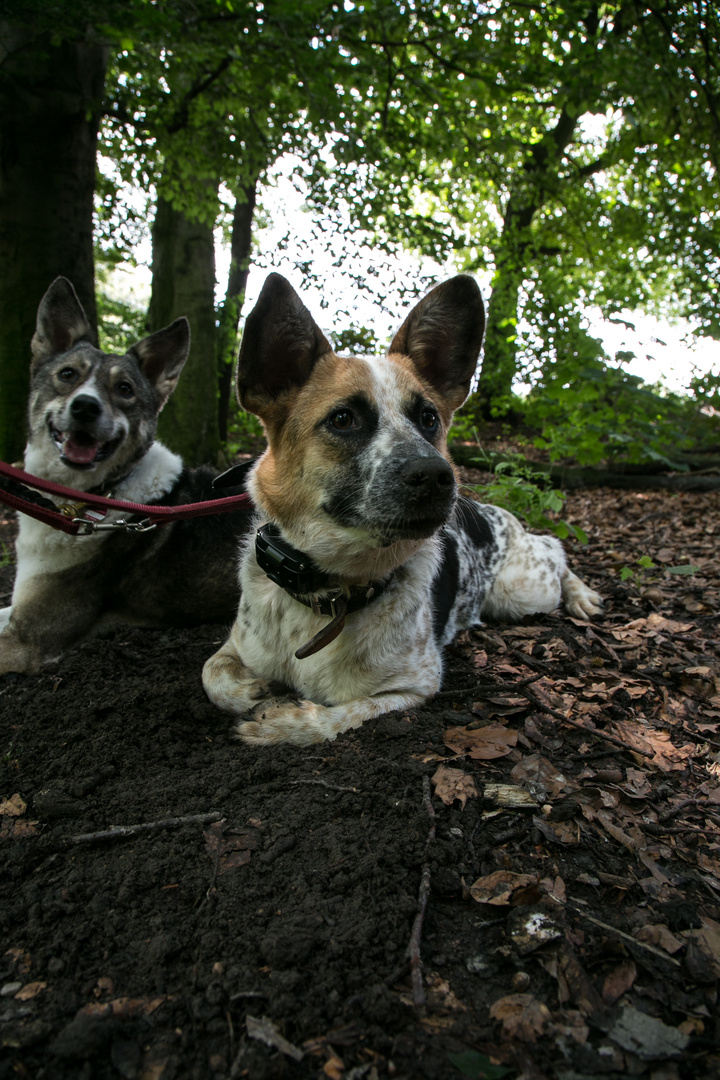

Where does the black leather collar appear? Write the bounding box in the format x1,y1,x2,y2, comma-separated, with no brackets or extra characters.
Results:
254,522,392,658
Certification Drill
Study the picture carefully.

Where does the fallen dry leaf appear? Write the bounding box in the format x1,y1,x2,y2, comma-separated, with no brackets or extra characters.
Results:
431,765,479,808
14,980,46,1001
443,723,517,760
602,959,637,1005
0,818,39,841
489,993,551,1042
203,821,259,873
322,1051,344,1080
611,721,696,771
608,1004,689,1060
78,996,167,1019
635,924,685,954
510,754,577,800
0,793,27,816
621,767,652,799
467,870,537,906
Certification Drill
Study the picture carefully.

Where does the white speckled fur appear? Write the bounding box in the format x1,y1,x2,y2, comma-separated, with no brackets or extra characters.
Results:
203,274,604,746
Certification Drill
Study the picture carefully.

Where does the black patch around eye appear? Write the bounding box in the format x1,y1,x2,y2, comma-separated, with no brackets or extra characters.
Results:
321,393,379,439
406,392,441,443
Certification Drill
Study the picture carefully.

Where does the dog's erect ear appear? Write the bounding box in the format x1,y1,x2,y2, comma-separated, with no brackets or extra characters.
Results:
31,278,93,368
237,273,332,414
389,276,485,411
128,318,191,407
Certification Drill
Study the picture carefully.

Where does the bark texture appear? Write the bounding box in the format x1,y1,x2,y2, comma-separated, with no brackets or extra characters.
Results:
0,26,107,460
148,193,220,466
217,182,257,443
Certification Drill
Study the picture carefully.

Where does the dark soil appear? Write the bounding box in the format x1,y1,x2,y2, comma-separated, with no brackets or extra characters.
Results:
1,482,719,1080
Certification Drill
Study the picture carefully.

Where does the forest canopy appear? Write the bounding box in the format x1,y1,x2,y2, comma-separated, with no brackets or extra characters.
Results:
0,0,717,466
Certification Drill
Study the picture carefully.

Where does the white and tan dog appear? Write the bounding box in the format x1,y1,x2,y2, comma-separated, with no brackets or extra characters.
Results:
203,273,602,745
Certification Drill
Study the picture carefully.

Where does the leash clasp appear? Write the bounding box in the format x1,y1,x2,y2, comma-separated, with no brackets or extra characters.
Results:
72,517,158,535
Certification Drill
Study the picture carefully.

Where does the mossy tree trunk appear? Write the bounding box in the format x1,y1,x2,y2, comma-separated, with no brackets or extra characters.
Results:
217,180,258,444
0,26,106,460
147,191,220,466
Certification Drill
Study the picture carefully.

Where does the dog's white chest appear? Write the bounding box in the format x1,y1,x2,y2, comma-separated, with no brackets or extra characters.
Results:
233,552,443,706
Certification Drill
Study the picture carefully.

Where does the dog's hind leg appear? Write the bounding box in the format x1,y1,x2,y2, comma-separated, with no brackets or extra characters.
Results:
561,568,603,620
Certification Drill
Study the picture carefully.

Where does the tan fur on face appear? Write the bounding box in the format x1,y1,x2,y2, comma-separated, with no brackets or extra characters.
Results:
247,348,460,581
251,351,370,525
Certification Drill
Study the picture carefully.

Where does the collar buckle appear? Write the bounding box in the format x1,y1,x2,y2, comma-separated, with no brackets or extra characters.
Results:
309,589,343,618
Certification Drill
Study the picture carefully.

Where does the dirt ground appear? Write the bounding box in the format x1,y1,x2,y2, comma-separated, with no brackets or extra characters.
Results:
1,479,719,1080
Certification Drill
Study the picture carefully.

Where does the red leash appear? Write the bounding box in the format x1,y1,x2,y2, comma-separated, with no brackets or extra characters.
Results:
0,460,253,537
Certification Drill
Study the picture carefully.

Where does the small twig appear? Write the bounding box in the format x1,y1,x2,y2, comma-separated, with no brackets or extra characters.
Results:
434,673,542,700
519,687,655,759
69,811,221,845
645,822,720,837
289,779,361,794
553,898,681,968
407,776,436,1014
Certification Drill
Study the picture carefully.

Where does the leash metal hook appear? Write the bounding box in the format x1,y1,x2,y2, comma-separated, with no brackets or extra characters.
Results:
72,517,158,535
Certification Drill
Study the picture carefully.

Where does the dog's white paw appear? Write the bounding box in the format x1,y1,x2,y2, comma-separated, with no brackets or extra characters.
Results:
563,572,603,621
235,698,331,746
202,646,270,715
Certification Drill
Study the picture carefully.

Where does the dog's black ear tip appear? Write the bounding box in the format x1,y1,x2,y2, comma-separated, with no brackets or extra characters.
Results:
212,459,256,489
450,274,483,302
42,277,79,304
261,272,293,295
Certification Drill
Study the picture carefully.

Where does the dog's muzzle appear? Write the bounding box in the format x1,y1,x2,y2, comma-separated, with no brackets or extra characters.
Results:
48,398,125,470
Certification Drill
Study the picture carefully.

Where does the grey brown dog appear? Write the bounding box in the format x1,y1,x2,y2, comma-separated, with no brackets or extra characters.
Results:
0,278,253,674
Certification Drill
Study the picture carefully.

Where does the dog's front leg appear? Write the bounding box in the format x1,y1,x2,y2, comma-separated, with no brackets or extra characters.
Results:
202,639,272,715
0,579,104,674
236,688,429,747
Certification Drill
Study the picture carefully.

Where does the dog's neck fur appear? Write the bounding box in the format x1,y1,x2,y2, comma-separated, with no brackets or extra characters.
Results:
247,473,430,587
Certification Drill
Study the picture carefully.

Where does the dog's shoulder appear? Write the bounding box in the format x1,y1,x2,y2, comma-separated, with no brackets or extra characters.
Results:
431,496,512,644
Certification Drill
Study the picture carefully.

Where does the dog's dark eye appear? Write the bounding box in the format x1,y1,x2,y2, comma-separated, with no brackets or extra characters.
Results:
329,409,354,431
116,381,134,399
58,367,76,382
421,408,439,430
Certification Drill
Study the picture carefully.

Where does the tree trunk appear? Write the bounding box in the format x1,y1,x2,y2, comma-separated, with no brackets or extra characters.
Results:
473,98,587,417
148,192,220,466
217,181,258,443
0,27,107,461
476,193,536,413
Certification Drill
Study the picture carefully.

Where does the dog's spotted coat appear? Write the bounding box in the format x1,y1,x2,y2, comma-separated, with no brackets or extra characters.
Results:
203,274,603,745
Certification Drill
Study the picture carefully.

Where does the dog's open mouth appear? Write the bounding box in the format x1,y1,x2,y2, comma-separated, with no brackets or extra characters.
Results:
49,423,124,469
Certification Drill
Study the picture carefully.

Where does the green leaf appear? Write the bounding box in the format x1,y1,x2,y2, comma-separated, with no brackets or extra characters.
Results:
447,1050,513,1080
665,564,700,575
620,567,635,581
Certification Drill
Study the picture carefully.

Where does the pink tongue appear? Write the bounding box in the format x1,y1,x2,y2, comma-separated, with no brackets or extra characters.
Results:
62,435,100,464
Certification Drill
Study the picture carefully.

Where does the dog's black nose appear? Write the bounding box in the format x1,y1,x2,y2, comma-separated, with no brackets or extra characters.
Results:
401,456,454,490
70,395,102,423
